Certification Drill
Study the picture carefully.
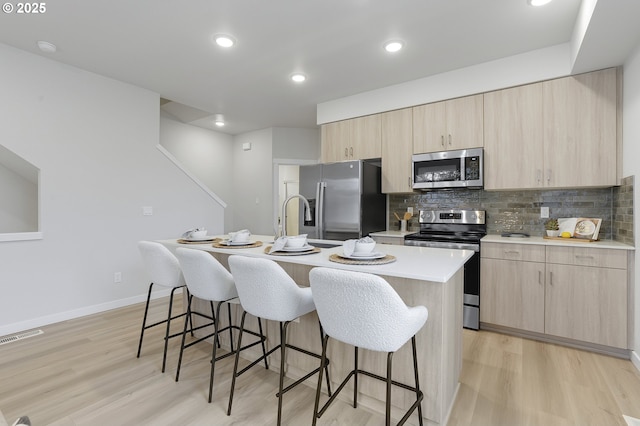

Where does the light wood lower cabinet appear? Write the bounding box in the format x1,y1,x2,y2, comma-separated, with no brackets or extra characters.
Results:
481,242,629,350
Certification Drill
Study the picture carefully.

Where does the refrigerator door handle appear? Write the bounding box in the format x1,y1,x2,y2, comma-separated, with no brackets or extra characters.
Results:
317,181,326,239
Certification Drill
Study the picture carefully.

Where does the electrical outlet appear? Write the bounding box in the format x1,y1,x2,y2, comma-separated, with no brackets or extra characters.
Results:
407,207,413,214
540,207,549,218
114,272,122,283
142,206,153,216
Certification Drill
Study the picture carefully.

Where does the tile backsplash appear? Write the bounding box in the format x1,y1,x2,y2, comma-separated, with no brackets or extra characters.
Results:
389,176,634,244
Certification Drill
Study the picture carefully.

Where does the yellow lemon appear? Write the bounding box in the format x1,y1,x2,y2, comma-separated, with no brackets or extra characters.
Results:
561,231,572,238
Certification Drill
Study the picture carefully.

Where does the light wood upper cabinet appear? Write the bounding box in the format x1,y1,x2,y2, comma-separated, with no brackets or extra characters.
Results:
381,108,413,193
543,68,618,188
483,83,544,190
413,94,483,154
484,68,618,190
350,114,381,160
320,115,381,163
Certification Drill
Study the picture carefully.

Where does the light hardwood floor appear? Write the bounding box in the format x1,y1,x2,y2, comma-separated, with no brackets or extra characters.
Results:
1,295,639,425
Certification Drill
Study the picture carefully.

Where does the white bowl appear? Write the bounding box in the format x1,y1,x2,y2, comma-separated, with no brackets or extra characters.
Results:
285,237,307,248
229,232,250,243
354,241,376,254
190,230,207,239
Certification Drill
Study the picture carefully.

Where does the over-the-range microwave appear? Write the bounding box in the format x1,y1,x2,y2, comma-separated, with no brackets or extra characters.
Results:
412,148,483,190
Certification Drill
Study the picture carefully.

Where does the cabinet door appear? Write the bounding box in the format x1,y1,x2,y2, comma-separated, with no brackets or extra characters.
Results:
381,108,413,193
321,121,349,163
481,258,545,333
413,102,446,153
351,114,381,160
483,83,544,190
543,68,617,188
445,94,484,150
545,263,627,348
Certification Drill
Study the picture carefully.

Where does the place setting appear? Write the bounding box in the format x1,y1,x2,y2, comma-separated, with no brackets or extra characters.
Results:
177,228,220,244
329,237,396,265
265,234,320,256
213,229,263,248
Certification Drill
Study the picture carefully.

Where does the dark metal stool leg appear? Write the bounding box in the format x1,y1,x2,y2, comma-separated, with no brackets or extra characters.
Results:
136,282,154,357
175,294,193,382
258,317,269,370
227,303,234,353
208,300,225,403
161,287,179,373
317,321,332,396
353,347,359,408
227,311,247,416
412,336,424,426
312,334,330,426
386,352,394,426
277,321,290,426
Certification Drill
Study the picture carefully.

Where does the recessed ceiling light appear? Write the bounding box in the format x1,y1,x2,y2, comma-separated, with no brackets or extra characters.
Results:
214,34,236,48
384,40,404,53
214,114,225,127
527,0,552,6
291,73,307,83
37,40,57,53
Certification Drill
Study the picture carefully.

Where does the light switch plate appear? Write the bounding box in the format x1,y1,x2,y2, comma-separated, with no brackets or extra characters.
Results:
540,206,549,218
143,206,153,216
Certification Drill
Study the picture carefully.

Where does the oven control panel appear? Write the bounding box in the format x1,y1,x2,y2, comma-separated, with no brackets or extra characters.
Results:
419,209,485,224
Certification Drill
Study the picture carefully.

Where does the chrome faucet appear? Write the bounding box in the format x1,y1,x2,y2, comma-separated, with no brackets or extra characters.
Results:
281,194,311,237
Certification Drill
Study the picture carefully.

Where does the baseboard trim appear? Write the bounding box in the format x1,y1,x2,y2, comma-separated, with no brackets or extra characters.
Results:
0,288,180,338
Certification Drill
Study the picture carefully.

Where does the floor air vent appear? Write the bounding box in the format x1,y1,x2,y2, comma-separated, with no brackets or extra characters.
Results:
0,329,44,346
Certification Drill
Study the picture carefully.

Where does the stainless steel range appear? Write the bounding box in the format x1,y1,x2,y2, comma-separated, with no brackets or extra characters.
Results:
404,209,486,330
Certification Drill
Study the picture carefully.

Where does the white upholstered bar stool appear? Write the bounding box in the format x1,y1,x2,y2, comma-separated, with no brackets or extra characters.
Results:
174,247,267,402
309,267,428,426
226,255,332,426
136,241,192,373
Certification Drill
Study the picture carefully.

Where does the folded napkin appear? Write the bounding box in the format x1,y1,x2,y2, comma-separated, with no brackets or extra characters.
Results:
269,236,288,253
181,227,206,239
228,229,250,242
342,239,356,256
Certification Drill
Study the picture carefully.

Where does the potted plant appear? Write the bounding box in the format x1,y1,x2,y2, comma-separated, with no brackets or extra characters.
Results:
545,218,560,237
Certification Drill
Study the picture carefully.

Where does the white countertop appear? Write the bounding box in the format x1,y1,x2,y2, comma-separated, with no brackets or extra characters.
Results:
482,234,635,250
159,235,474,283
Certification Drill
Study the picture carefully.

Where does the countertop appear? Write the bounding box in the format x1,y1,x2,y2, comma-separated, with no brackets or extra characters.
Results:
482,234,635,250
159,235,474,283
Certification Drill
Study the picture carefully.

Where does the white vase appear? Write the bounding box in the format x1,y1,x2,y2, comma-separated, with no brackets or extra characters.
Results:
546,230,560,237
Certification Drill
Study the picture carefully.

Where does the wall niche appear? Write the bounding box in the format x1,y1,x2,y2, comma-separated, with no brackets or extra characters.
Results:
0,144,41,240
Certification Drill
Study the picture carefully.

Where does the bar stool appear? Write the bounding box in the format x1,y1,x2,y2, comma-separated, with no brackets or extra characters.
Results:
136,241,192,373
226,255,332,426
174,247,267,402
309,267,428,426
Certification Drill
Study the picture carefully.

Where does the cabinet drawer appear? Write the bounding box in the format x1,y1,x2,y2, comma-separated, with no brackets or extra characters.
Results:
481,242,545,262
546,246,627,269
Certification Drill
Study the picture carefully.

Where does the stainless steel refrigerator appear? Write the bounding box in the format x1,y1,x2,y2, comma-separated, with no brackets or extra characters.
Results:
298,160,386,240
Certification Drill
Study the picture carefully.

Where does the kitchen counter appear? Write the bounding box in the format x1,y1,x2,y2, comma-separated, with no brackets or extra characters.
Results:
482,234,635,250
158,235,473,425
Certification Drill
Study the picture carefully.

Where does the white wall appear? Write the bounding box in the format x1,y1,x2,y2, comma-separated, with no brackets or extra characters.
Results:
159,114,234,230
0,43,225,336
232,128,274,235
0,164,38,232
623,40,640,369
317,43,572,124
272,127,320,160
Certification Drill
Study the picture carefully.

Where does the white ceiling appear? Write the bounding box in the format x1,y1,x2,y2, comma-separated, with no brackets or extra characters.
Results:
1,0,639,135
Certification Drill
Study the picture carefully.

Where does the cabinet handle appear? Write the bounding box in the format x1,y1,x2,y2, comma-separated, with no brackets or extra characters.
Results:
546,169,551,184
536,169,542,184
549,271,553,286
448,134,452,146
344,147,348,158
575,255,595,260
503,250,520,255
538,270,542,285
440,135,444,147
408,176,412,188
349,147,353,157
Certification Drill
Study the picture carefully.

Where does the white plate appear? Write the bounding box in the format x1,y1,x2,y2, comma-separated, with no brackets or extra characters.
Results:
278,244,315,252
185,236,215,242
340,252,385,260
223,240,253,246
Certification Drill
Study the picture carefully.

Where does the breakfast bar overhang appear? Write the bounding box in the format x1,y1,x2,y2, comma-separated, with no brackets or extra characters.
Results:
159,237,473,425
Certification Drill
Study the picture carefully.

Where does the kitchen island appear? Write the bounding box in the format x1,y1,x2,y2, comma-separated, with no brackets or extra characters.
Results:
159,236,473,425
